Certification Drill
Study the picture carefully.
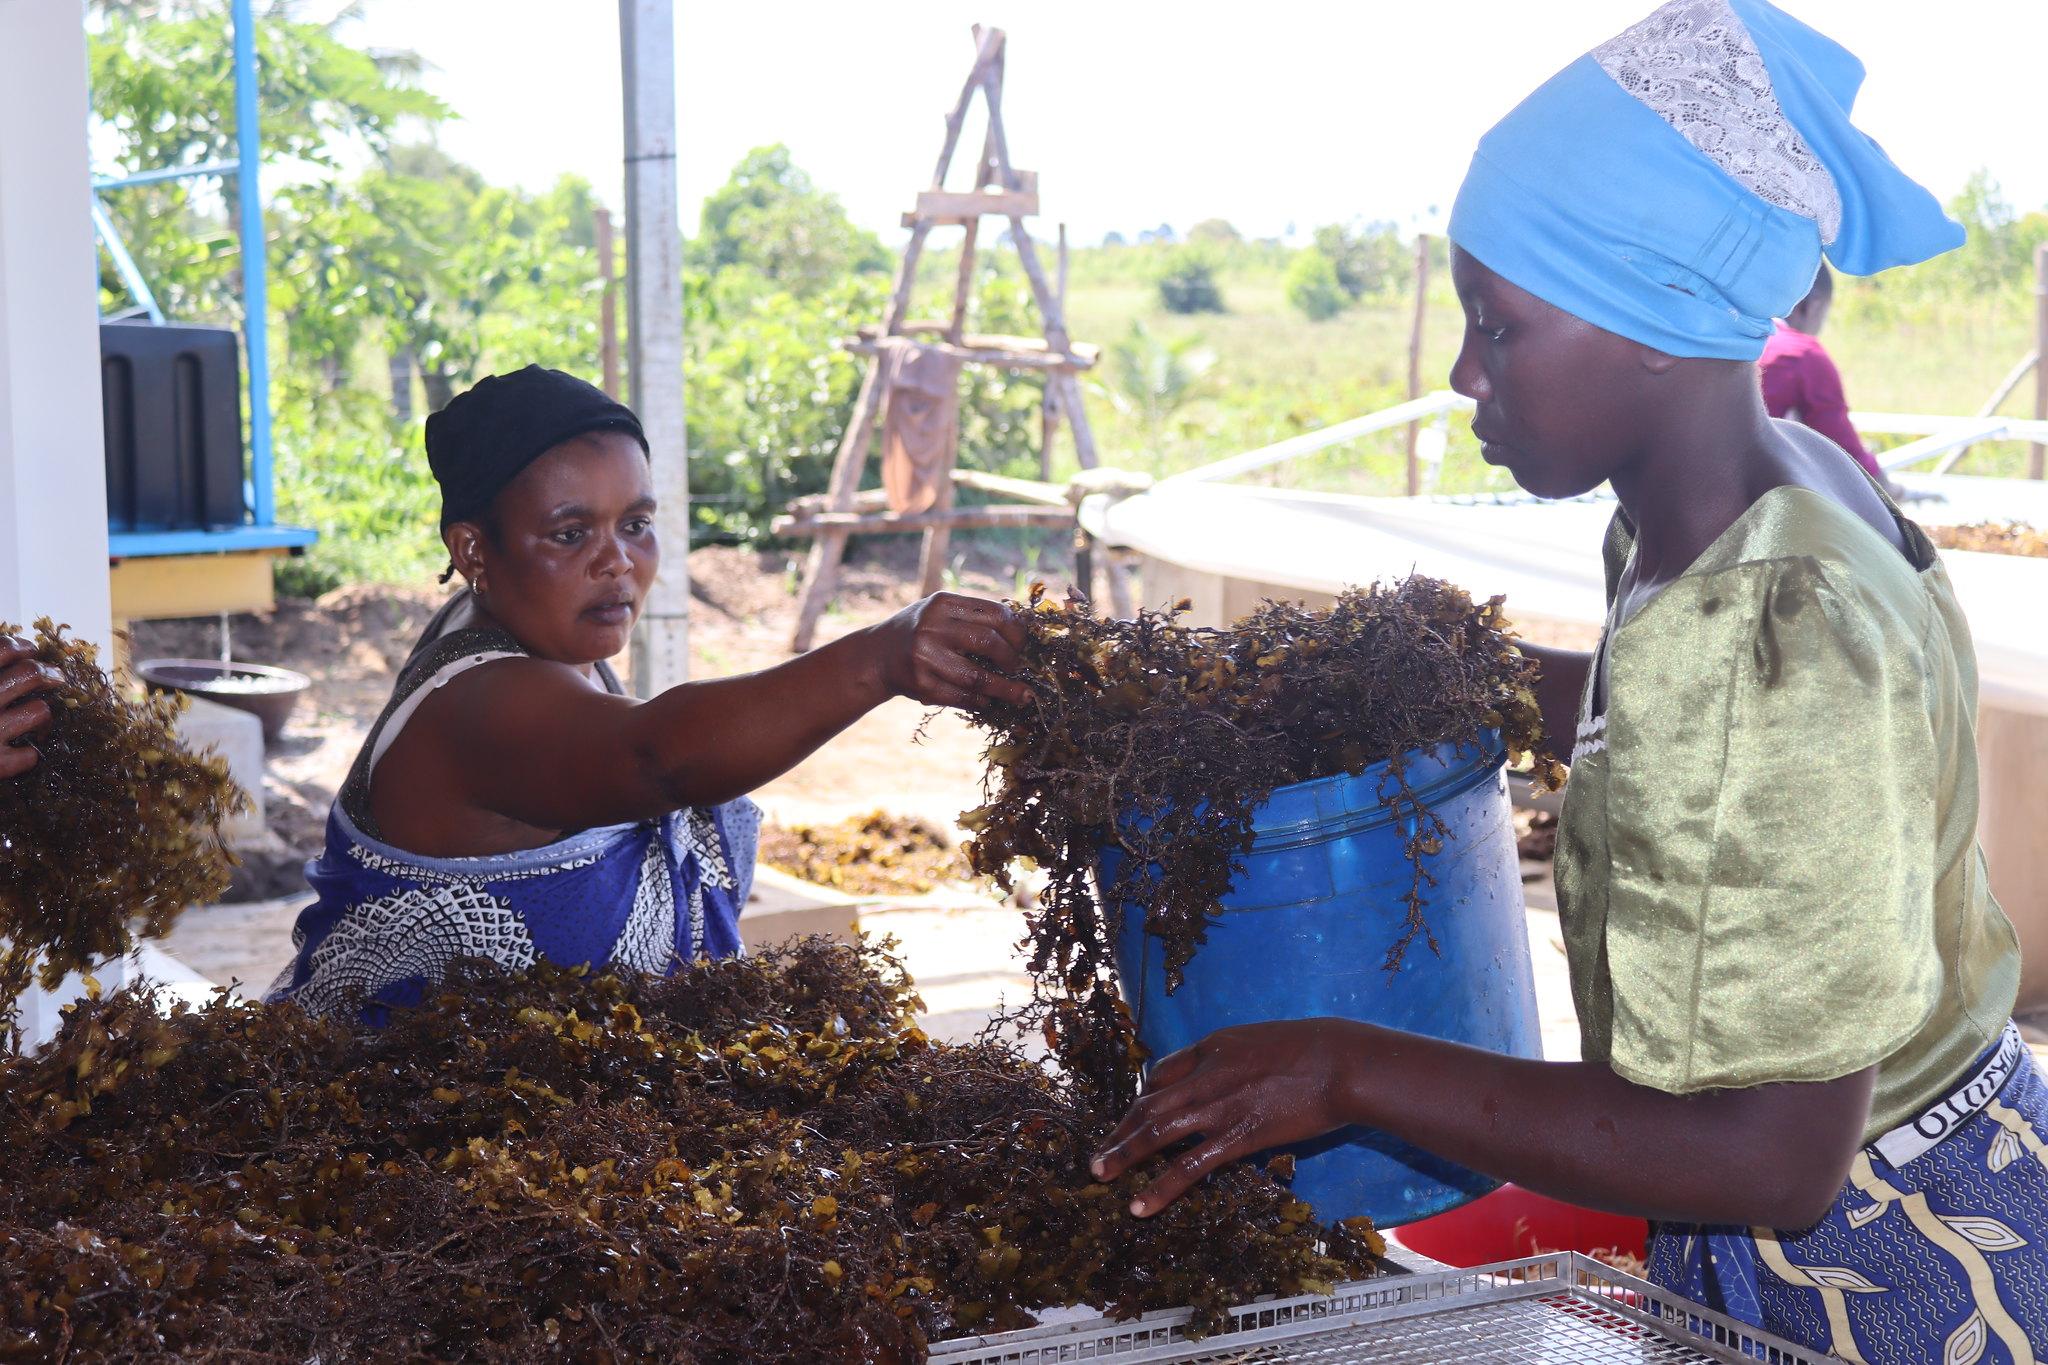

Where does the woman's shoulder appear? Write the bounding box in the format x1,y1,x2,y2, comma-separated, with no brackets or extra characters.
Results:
1678,485,1934,623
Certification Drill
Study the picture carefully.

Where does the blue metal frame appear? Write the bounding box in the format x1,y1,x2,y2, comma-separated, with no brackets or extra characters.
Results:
90,0,305,559
231,0,274,529
89,197,165,324
93,160,241,191
108,526,318,559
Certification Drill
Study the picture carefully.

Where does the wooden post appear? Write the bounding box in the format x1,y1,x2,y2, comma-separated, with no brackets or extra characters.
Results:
790,359,888,652
595,207,620,398
786,23,1112,642
917,478,955,597
1040,223,1069,480
2033,242,2047,480
947,121,998,343
1040,381,1060,482
1403,234,1431,497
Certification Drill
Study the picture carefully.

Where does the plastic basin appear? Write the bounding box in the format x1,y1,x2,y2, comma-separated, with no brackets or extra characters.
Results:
1105,732,1541,1227
1395,1182,1650,1268
137,657,311,744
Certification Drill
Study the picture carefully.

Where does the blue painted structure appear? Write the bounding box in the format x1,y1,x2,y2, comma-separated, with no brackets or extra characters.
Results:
1107,732,1542,1227
91,0,309,562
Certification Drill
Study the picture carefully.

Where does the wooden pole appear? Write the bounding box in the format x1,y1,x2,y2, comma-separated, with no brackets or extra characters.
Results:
1041,222,1069,480
947,120,998,344
1403,234,1431,497
2033,242,2048,480
932,27,1004,190
595,206,620,399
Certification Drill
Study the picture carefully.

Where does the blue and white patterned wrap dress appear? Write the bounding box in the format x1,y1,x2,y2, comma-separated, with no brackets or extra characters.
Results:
267,606,756,1022
1651,1024,2048,1364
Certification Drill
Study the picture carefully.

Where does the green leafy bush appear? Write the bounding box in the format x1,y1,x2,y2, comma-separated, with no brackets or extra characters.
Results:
1285,249,1348,321
270,380,444,598
1313,223,1408,301
1156,247,1226,314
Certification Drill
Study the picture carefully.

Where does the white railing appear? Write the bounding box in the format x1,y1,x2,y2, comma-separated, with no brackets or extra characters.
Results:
1167,389,2048,488
1165,392,1473,485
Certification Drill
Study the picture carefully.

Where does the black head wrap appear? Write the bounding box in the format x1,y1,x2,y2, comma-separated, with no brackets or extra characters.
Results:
425,365,647,529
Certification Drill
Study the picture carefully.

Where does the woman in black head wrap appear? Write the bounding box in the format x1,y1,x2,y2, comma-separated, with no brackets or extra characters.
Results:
268,366,1027,1021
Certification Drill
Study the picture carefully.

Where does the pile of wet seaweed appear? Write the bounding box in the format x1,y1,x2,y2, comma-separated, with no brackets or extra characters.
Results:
0,940,1380,1362
0,619,243,1043
962,579,1562,1103
3,581,1565,1360
760,810,973,897
1927,520,2047,558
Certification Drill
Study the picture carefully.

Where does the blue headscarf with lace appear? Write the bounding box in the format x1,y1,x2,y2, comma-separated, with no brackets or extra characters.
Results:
1449,0,1963,360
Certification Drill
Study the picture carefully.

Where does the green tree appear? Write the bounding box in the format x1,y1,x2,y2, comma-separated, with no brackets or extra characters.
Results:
1312,222,1406,301
89,0,446,323
691,145,889,297
681,272,884,543
1940,170,2043,296
1285,249,1347,321
1156,247,1225,314
1186,218,1242,244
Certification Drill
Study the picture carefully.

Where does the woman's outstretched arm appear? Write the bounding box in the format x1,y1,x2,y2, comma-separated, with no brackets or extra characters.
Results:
425,592,1029,833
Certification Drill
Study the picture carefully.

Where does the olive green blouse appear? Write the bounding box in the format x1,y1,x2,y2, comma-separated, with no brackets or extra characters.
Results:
1553,485,2021,1140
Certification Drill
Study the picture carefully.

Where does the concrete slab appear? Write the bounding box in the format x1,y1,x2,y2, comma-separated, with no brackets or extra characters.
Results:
153,894,308,998
741,864,864,952
15,941,220,1051
174,694,266,844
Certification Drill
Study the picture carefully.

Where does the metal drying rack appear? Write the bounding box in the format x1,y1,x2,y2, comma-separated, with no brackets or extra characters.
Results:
928,1251,1824,1364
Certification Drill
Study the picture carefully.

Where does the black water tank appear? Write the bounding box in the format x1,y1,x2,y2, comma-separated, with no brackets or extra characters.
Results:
100,322,246,534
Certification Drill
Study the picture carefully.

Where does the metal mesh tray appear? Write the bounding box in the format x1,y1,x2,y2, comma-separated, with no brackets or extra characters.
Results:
928,1252,1824,1364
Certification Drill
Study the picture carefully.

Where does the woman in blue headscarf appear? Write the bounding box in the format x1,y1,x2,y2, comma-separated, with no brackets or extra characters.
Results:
1091,3,2046,1358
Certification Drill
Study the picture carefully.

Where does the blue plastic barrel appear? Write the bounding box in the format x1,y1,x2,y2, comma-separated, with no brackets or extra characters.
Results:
1105,731,1540,1227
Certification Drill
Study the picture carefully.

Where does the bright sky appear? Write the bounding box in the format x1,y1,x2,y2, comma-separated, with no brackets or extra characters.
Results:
350,1,2048,244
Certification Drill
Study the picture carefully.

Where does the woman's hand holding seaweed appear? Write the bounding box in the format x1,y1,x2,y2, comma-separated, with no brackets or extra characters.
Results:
0,635,60,778
1091,1018,1373,1217
870,593,1033,710
1092,1015,1876,1230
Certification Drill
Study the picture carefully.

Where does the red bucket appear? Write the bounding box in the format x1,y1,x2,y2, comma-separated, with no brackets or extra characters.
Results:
1393,1183,1648,1269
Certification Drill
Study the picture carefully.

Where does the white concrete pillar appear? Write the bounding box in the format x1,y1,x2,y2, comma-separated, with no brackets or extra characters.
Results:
1,0,112,1051
0,0,111,653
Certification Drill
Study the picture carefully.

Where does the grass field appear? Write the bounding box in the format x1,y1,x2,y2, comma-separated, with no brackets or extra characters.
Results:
1041,256,2043,492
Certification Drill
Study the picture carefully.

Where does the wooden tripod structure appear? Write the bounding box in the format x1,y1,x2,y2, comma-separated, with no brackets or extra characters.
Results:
781,25,1101,652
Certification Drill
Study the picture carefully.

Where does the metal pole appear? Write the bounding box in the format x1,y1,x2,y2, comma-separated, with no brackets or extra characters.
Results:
595,207,621,400
2033,243,2047,480
620,0,688,694
232,0,272,527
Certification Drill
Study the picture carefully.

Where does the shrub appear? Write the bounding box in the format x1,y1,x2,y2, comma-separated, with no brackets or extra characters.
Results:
1313,222,1408,301
1285,249,1348,321
271,381,444,597
1156,247,1225,314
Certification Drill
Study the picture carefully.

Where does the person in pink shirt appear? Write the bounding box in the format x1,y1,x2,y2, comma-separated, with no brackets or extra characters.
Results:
1759,265,1885,483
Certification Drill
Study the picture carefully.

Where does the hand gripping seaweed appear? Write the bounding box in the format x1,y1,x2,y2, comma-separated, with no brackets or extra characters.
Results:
962,580,1564,1103
0,619,245,1041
